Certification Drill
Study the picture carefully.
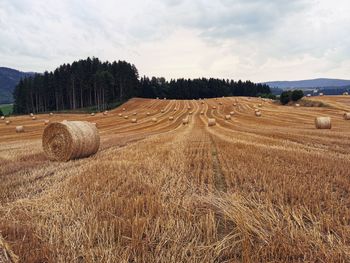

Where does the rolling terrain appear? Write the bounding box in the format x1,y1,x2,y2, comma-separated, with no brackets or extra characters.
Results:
0,96,350,262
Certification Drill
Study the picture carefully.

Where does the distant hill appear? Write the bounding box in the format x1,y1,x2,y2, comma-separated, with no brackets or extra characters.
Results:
0,67,35,104
263,78,350,89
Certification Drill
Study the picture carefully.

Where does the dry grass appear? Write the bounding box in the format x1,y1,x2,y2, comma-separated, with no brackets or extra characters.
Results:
0,97,350,262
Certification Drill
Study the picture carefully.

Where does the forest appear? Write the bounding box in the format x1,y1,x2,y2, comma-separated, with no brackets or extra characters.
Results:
13,57,271,114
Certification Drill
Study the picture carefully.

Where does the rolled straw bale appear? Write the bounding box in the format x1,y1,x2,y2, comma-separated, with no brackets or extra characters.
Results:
319,93,324,96
1,116,4,120
187,106,191,110
295,104,300,107
233,103,237,106
5,120,10,125
169,116,174,121
161,109,165,113
90,113,95,116
30,113,34,117
225,115,231,120
343,113,350,120
212,106,217,110
230,111,234,115
164,98,167,100
174,108,177,111
200,111,204,115
50,112,54,116
123,108,126,111
208,118,216,126
258,104,262,107
152,117,157,123
16,126,24,133
189,111,193,115
118,113,122,117
124,116,129,119
44,120,50,125
343,92,349,95
201,101,204,104
315,117,331,129
147,112,151,116
103,111,108,116
42,121,100,162
156,97,159,99
131,118,137,123
182,117,189,125
307,94,311,97
255,111,262,117
32,116,37,120
0,235,18,263
133,112,137,115
219,102,223,105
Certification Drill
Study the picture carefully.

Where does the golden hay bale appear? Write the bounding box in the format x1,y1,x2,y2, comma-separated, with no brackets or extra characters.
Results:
255,111,262,117
219,102,223,105
131,118,137,123
295,104,300,107
123,108,126,111
319,93,324,96
5,120,10,125
189,111,193,115
230,111,234,115
147,112,151,116
187,106,191,110
200,111,204,115
315,117,331,129
152,117,157,123
44,120,50,125
91,113,95,116
169,116,174,121
124,116,129,119
50,112,54,116
343,113,350,120
156,97,159,99
225,115,231,120
133,112,137,115
182,117,189,125
30,113,34,117
233,103,237,106
16,126,24,133
208,118,216,126
42,121,100,162
307,94,311,97
201,101,204,104
212,106,217,110
258,104,262,107
164,97,167,100
118,113,122,117
103,111,108,116
0,235,18,263
1,116,4,120
32,116,37,120
174,108,177,111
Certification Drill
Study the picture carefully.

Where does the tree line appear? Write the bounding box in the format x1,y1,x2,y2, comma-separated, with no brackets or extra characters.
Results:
13,57,272,114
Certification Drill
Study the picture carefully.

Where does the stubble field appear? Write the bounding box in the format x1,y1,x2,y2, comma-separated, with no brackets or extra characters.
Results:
0,96,350,262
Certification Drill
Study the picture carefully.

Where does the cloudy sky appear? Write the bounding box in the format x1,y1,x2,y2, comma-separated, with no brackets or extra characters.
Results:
1,0,350,82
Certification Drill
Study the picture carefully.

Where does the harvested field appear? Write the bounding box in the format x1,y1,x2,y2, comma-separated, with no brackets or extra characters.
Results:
0,96,350,262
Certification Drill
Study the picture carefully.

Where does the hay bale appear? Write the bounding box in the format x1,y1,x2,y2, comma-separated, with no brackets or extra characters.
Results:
118,113,122,117
343,92,349,95
315,117,331,129
212,106,217,110
133,112,137,116
208,118,216,126
161,109,165,113
187,106,191,110
1,116,4,120
44,120,50,125
254,109,260,112
219,102,223,105
131,118,137,123
169,116,174,121
42,121,100,162
201,101,204,104
189,111,193,115
32,116,37,120
258,104,262,107
152,118,157,123
200,111,204,115
255,111,262,117
225,115,231,120
0,235,18,263
319,93,324,96
50,112,54,116
230,111,234,115
156,97,159,99
295,104,300,107
124,116,129,119
123,108,126,111
174,108,177,111
103,111,108,116
147,112,151,116
307,94,311,97
182,117,189,125
233,103,237,106
5,120,10,125
91,113,95,116
30,113,34,117
343,113,350,120
16,126,24,133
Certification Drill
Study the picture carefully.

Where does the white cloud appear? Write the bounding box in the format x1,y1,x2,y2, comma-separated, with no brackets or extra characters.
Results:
0,0,350,81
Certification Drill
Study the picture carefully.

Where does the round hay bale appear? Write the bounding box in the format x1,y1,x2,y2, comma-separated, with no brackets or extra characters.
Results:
44,120,50,125
103,111,108,116
182,117,189,125
254,109,260,112
343,112,350,120
233,103,237,106
32,116,37,120
30,113,34,117
118,113,122,117
219,102,223,105
343,92,349,95
163,98,167,100
133,112,137,115
90,113,95,116
169,116,174,121
147,112,151,116
161,109,165,113
258,104,262,107
255,111,262,117
152,117,157,123
189,111,193,115
42,121,100,162
187,106,191,110
225,115,231,120
200,111,204,115
156,97,159,99
212,106,217,110
315,117,331,129
174,108,177,111
307,94,311,97
1,116,4,120
123,108,126,111
319,93,324,96
131,118,137,123
49,112,54,116
5,120,10,125
208,118,216,126
16,126,24,133
295,104,300,107
230,111,234,115
124,116,129,119
201,101,204,104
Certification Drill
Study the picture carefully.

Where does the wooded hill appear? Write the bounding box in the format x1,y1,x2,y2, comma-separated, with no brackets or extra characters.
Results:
13,57,271,114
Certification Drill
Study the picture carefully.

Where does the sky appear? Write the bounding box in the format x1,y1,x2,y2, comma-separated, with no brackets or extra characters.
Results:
1,0,350,82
